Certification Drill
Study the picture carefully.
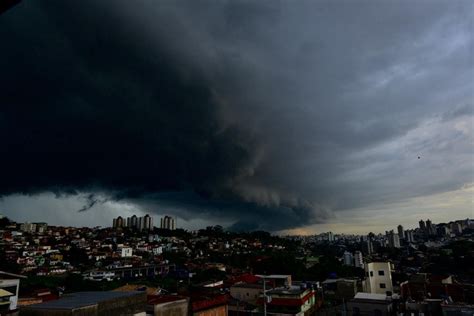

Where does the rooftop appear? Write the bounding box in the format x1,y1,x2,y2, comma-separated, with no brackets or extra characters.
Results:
23,291,141,310
147,295,188,305
353,292,389,301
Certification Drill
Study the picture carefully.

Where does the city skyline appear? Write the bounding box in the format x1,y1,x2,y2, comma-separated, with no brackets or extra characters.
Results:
1,207,469,238
0,1,473,233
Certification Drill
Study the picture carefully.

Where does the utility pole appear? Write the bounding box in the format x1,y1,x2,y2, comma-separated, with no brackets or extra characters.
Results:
263,276,267,316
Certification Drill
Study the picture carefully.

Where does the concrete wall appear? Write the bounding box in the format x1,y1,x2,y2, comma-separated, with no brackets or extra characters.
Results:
193,305,227,316
230,286,261,304
150,299,188,316
347,301,391,316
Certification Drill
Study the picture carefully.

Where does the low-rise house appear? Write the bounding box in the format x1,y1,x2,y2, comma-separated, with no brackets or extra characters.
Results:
347,292,393,316
257,285,318,316
230,283,262,305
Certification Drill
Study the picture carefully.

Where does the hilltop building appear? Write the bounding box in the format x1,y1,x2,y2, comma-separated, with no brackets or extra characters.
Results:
160,216,176,230
113,214,154,231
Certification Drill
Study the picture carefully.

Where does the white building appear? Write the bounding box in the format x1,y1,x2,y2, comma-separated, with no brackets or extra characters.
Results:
120,247,133,258
363,262,394,295
20,222,36,233
0,271,25,312
354,251,364,269
152,247,163,255
347,292,393,316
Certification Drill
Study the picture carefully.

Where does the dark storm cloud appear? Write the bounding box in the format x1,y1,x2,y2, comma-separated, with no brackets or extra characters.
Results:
0,0,472,231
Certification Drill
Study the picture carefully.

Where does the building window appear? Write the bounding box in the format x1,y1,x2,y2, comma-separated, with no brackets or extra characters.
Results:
370,271,373,277
378,270,385,276
380,283,386,289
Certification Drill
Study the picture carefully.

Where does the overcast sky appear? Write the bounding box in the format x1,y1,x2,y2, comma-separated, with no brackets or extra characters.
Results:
0,0,472,234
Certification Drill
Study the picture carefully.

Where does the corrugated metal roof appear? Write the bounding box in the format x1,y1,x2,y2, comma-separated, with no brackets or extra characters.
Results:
24,291,142,310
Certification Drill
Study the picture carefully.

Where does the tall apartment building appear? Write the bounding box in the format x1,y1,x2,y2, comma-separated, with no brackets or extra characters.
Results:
397,225,404,239
112,216,125,228
386,230,400,248
365,233,375,255
419,219,426,232
404,229,415,243
160,216,176,230
426,219,436,235
113,214,153,231
127,215,138,228
138,214,153,231
354,251,364,269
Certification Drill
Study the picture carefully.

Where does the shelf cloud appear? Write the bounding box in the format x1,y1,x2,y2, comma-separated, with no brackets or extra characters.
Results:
0,0,472,231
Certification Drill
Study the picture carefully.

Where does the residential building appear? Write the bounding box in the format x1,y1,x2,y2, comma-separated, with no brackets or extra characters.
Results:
343,251,353,266
127,215,138,229
230,283,262,305
386,230,400,248
258,285,317,315
419,220,426,232
397,225,404,240
138,214,153,231
160,216,176,230
20,222,37,233
112,216,125,229
347,292,393,316
404,230,415,243
426,219,436,236
120,247,133,258
354,251,364,269
363,262,394,295
327,232,334,242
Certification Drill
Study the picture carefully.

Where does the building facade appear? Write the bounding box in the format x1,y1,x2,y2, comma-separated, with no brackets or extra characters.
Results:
363,262,394,295
160,216,176,230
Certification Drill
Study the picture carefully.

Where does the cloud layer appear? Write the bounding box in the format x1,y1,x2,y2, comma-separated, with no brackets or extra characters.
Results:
0,1,472,231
